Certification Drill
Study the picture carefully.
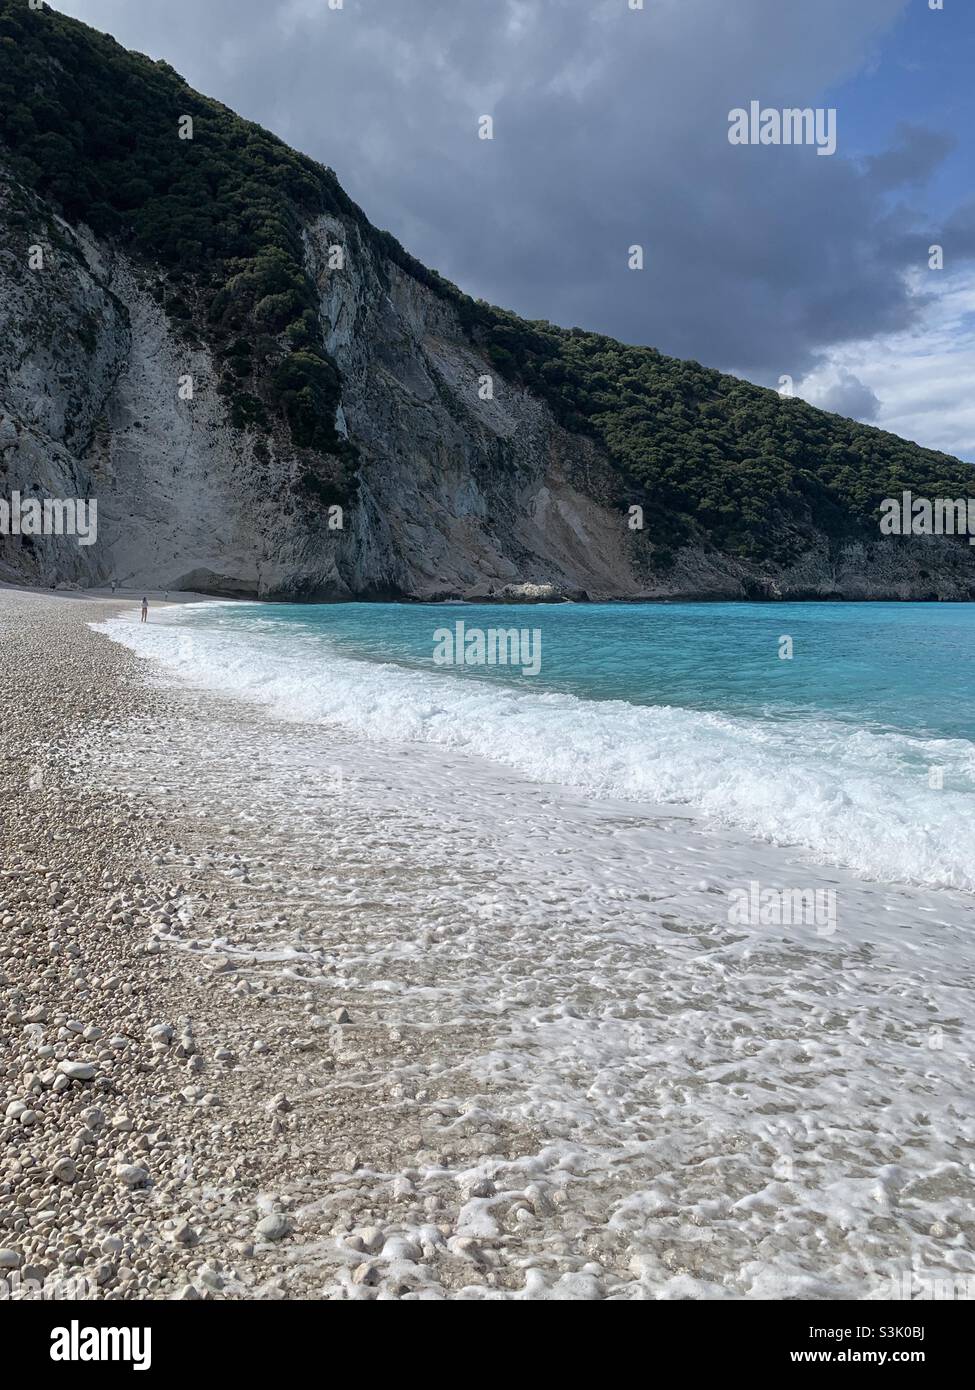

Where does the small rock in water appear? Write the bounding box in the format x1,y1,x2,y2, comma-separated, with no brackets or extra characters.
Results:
255,1213,292,1242
381,1236,421,1263
198,1264,224,1290
357,1226,384,1254
462,1176,496,1200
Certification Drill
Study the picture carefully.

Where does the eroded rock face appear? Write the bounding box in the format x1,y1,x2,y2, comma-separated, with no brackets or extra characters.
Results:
3,177,974,601
302,214,650,601
0,179,122,589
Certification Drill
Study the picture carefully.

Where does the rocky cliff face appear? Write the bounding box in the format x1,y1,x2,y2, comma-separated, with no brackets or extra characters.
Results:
3,170,974,601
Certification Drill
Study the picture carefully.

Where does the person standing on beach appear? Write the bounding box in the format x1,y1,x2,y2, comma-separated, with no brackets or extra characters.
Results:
141,597,148,623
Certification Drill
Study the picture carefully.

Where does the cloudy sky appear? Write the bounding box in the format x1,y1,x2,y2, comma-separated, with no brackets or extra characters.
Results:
56,0,975,460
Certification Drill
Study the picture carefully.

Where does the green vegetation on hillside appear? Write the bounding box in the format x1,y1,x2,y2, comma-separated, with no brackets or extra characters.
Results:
1,0,971,555
452,306,975,556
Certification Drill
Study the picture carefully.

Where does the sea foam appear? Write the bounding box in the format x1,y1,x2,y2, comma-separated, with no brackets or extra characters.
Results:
95,607,975,892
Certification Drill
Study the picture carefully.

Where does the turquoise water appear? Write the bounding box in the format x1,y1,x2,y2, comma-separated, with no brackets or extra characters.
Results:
107,600,975,889
208,600,975,741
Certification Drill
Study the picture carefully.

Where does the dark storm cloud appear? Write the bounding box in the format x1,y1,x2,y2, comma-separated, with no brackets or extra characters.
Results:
941,201,975,260
863,124,955,193
55,0,964,388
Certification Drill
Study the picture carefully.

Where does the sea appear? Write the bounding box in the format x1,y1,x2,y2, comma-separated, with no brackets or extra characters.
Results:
99,599,975,891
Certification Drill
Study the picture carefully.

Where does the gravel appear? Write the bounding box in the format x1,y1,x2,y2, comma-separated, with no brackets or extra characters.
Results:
0,589,588,1302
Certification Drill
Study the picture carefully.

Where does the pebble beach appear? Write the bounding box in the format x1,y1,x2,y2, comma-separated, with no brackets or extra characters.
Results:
2,587,974,1303
1,589,321,1298
0,588,581,1300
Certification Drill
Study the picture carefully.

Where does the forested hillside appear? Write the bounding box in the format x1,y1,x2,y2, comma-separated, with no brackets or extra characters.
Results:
1,0,972,567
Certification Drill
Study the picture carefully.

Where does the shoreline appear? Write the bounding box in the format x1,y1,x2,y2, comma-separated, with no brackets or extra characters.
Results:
5,581,974,608
3,586,974,1301
1,588,567,1300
